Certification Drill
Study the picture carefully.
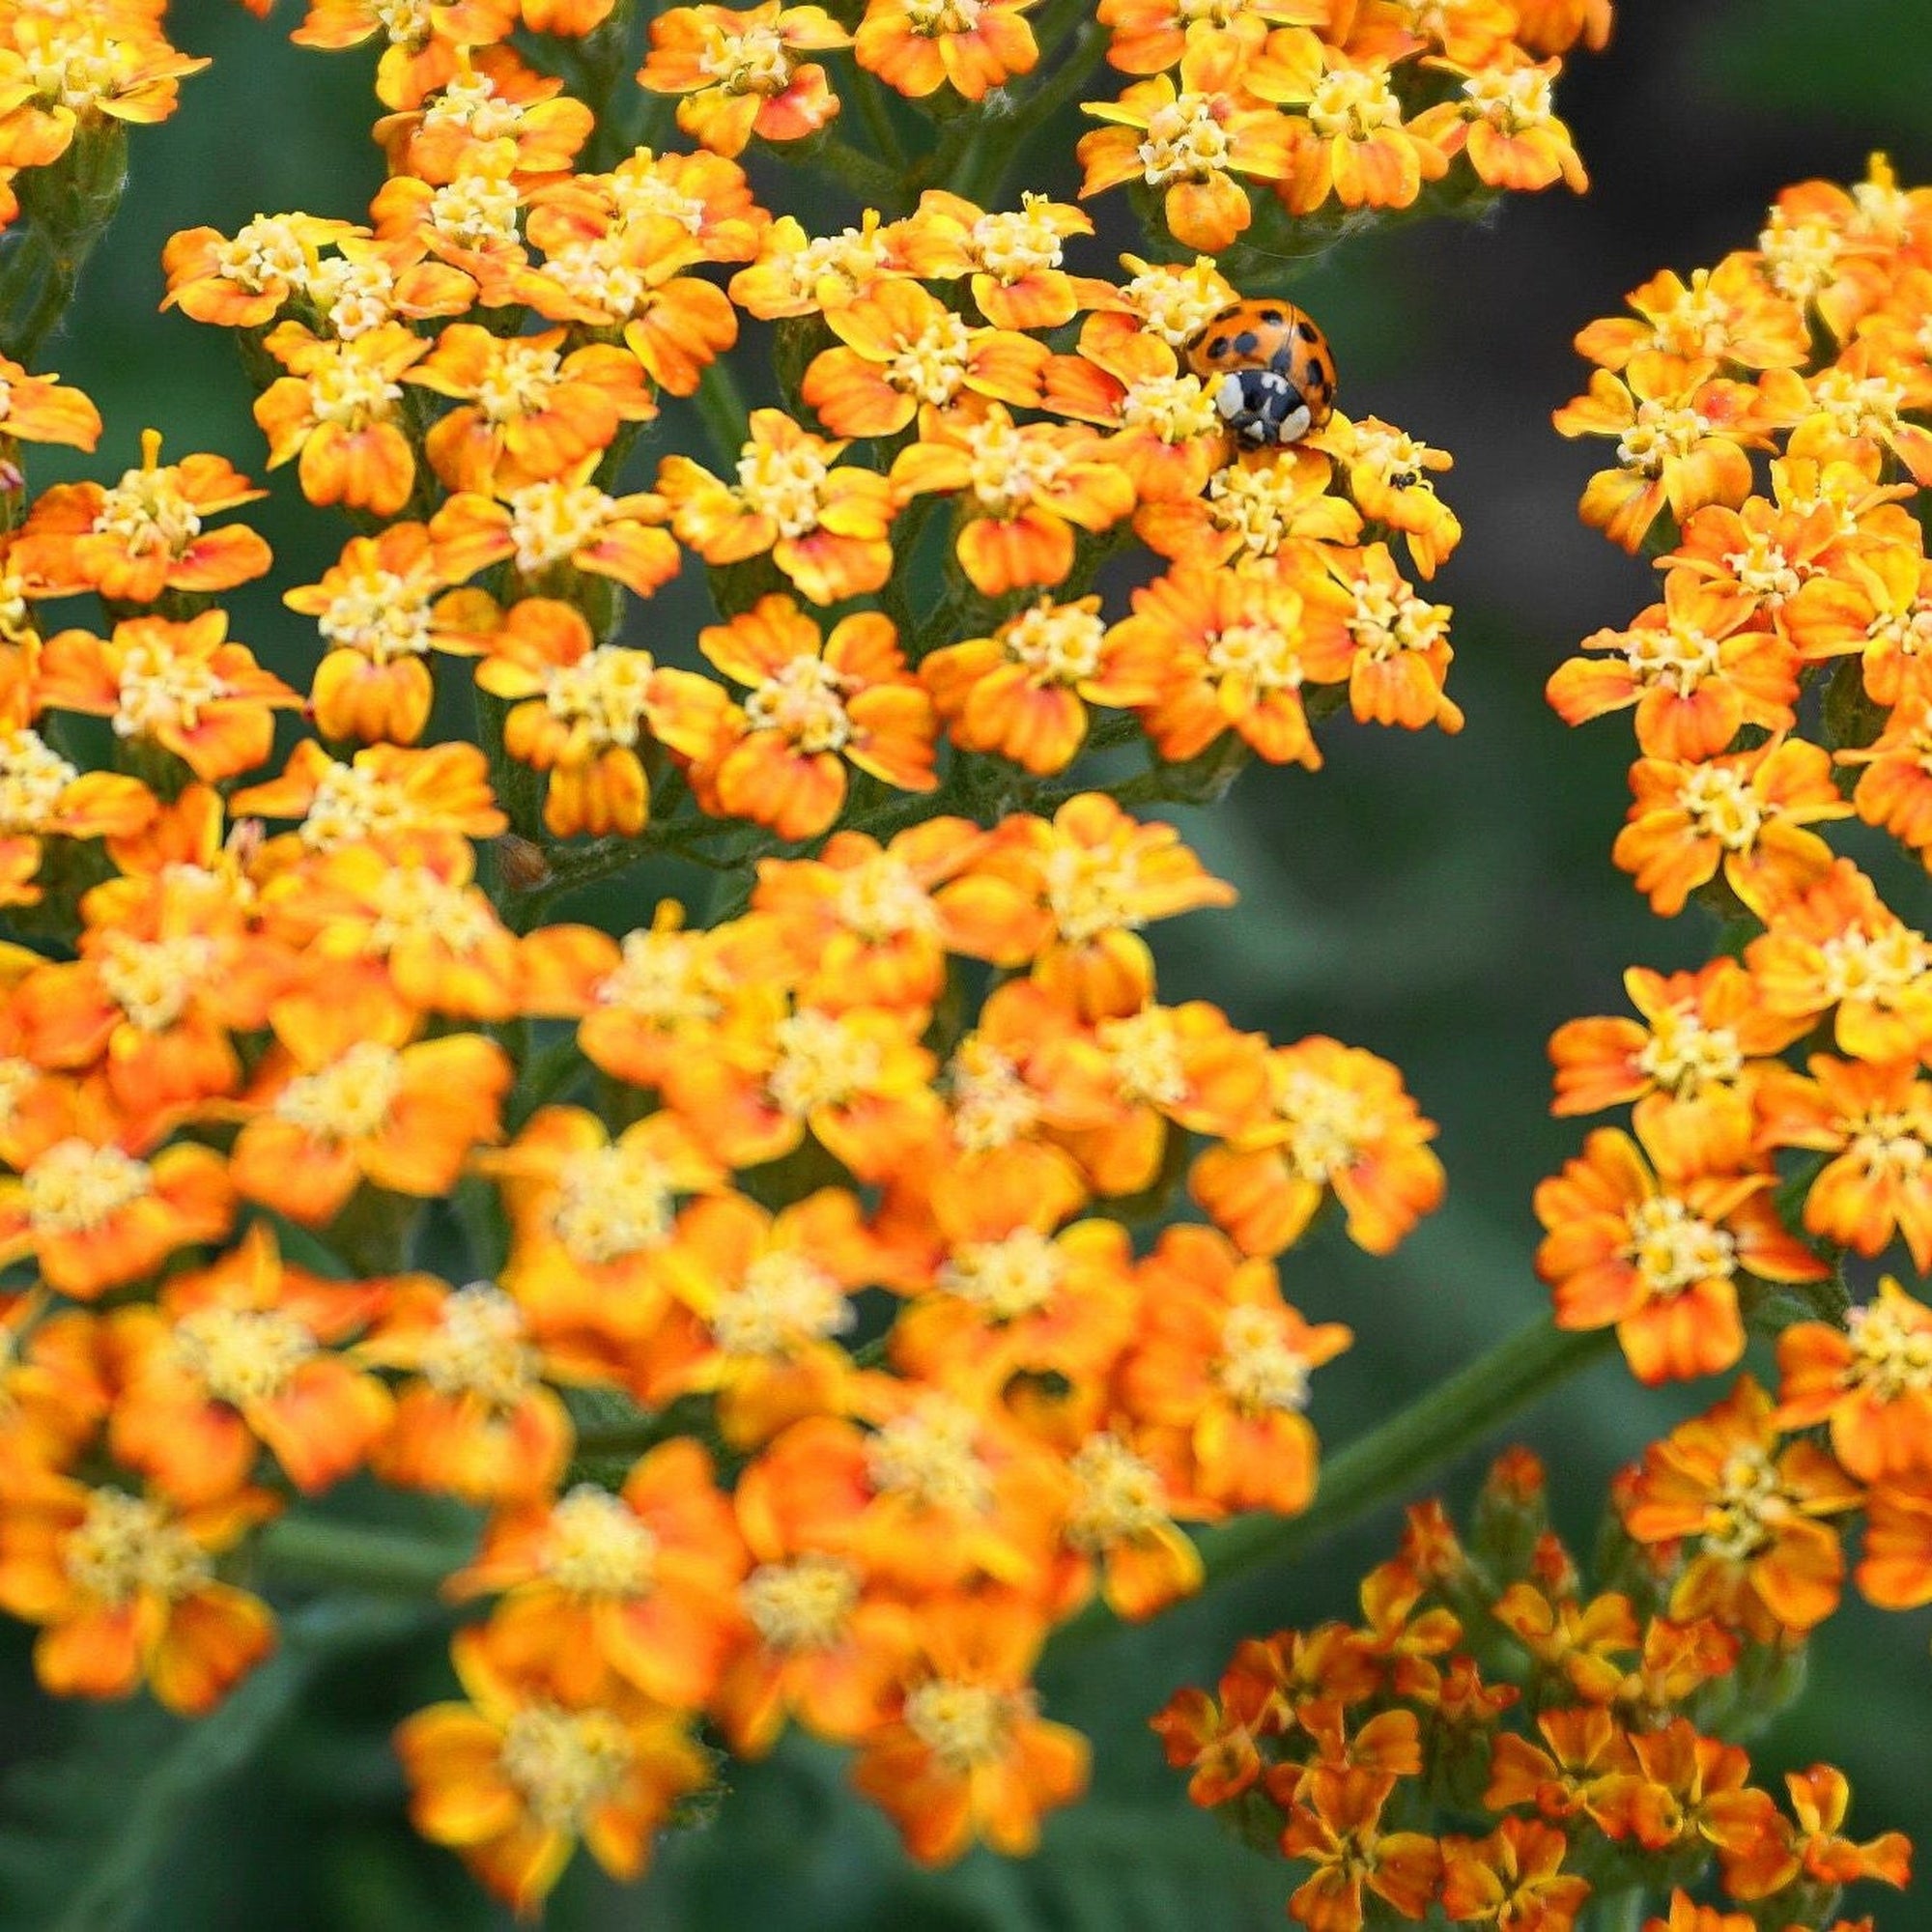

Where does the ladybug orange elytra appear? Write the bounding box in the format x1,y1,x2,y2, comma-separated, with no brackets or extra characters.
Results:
1184,299,1337,448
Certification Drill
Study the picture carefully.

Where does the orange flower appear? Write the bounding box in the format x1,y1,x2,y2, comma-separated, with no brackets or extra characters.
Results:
895,191,1107,331
849,1591,1088,1863
1777,1278,1932,1484
37,611,299,784
445,1440,748,1709
1411,53,1588,196
0,1294,108,1477
253,321,430,518
802,278,1048,439
372,47,593,184
1552,358,1774,554
1280,1768,1442,1932
694,596,938,839
1096,0,1324,76
658,409,896,607
0,353,100,450
1573,252,1809,382
229,980,511,1228
1755,1055,1932,1271
0,14,208,167
1595,1719,1787,1895
1134,449,1362,568
726,210,903,322
1782,533,1932,708
891,402,1133,597
1318,540,1466,734
1838,691,1932,860
359,1277,577,1504
1120,1223,1350,1516
431,470,682,603
1532,1112,1828,1386
289,0,519,108
409,326,657,494
1314,412,1462,580
638,2,849,157
1769,341,1932,487
1547,570,1799,761
0,1477,274,1714
923,595,1163,777
106,1224,391,1505
14,429,270,605
1043,321,1227,504
1078,40,1295,252
854,0,1038,100
1612,736,1853,920
470,597,729,838
937,792,1237,1020
1247,33,1451,214
0,699,156,908
1116,561,1351,768
1622,1376,1861,1636
1437,1816,1590,1930
396,1620,711,1916
1192,1035,1445,1259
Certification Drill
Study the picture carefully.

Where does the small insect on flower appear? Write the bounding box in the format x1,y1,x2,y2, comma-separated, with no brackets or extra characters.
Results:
1183,298,1337,448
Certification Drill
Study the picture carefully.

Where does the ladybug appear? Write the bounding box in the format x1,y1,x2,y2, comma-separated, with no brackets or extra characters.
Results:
1184,299,1337,448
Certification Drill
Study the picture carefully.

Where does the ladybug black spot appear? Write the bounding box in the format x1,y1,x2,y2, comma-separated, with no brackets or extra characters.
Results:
1208,334,1232,360
1259,307,1285,324
1233,329,1260,356
1293,321,1321,345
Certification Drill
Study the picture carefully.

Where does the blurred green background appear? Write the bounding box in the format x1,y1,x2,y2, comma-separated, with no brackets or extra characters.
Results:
4,1,1932,1925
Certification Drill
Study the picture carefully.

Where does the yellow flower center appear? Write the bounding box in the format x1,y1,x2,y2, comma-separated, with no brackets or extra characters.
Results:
971,196,1065,280
961,413,1068,517
610,170,708,234
1001,599,1106,683
426,170,524,253
834,853,939,941
215,214,311,294
1065,1432,1167,1548
97,930,217,1033
1462,63,1555,132
64,1490,212,1605
1809,369,1907,445
938,1227,1065,1321
1178,0,1254,22
1137,90,1233,186
737,438,831,538
1216,1302,1313,1412
1096,1009,1189,1106
1625,619,1722,697
424,70,523,142
1845,1298,1932,1400
698,21,794,95
477,339,562,422
1624,1195,1735,1297
172,1304,318,1406
1349,420,1440,488
904,1678,1027,1770
772,222,895,306
1758,211,1844,305
306,255,397,340
1676,764,1763,852
498,1704,633,1831
1042,840,1145,946
541,239,648,324
1651,274,1734,360
419,1283,541,1406
509,479,615,573
544,1484,658,1595
1272,1067,1380,1181
1816,924,1929,1009
906,0,983,32
1720,532,1804,604
0,727,78,828
1848,1108,1929,1183
550,1142,676,1264
884,311,973,407
766,1010,883,1117
1206,461,1315,558
1347,574,1450,662
1702,1446,1787,1562
365,867,499,956
23,21,134,111
1121,258,1234,347
24,1138,152,1235
710,1250,854,1355
115,639,227,741
744,656,855,752
273,1040,406,1141
1865,595,1932,662
1615,401,1713,476
0,1055,37,1132
544,645,654,747
1207,617,1304,692
372,0,433,44
740,1551,860,1651
595,924,723,1030
947,1037,1041,1151
299,760,415,849
318,570,433,664
93,465,202,558
864,1396,994,1513
1634,1006,1744,1096
1119,371,1219,441
1308,66,1400,142
305,341,406,427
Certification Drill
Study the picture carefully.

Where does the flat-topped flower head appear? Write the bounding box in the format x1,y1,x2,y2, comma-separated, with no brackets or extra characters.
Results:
638,2,850,156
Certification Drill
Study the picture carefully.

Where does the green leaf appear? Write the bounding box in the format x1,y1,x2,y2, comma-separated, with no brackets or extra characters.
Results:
0,1597,434,1932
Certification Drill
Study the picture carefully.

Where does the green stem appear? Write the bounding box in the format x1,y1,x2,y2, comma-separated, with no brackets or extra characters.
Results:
955,20,1111,207
693,355,752,467
851,69,912,173
1590,1889,1646,1932
251,1515,474,1598
1045,1316,1617,1657
798,131,910,212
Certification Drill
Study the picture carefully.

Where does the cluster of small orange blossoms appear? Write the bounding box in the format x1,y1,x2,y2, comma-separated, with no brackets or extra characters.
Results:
1158,1447,1911,1932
